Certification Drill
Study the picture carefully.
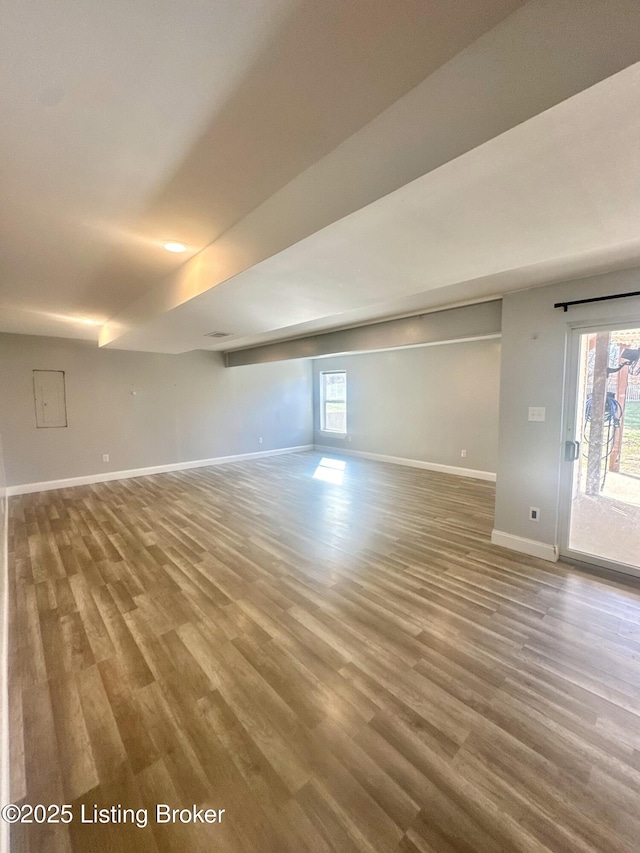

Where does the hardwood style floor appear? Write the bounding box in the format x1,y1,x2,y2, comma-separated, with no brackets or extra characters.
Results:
7,451,640,852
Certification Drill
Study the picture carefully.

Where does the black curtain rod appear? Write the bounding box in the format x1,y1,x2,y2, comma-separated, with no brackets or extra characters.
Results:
554,290,640,312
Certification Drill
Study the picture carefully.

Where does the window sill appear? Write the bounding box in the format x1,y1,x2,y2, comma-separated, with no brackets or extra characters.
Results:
319,430,347,439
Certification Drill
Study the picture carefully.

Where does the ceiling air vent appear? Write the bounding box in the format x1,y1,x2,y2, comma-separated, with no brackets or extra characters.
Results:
204,331,232,338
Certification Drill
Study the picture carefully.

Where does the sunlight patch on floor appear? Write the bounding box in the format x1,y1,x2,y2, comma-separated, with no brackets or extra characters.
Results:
313,457,346,484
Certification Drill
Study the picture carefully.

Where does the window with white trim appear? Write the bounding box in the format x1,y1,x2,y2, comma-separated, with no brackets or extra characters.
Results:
320,370,347,434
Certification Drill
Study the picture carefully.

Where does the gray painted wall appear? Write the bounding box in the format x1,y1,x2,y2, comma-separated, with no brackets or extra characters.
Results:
494,266,640,548
0,334,313,487
0,433,6,507
313,337,501,475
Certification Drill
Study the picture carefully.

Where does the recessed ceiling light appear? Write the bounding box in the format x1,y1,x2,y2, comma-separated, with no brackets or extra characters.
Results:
163,241,187,253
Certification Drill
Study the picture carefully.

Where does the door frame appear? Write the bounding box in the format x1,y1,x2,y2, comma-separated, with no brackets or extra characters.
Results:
559,316,640,579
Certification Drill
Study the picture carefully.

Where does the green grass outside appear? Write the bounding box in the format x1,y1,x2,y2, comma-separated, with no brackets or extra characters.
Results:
621,400,640,477
624,399,640,429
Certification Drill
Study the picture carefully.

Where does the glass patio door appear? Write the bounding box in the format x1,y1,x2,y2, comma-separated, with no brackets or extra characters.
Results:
561,325,640,577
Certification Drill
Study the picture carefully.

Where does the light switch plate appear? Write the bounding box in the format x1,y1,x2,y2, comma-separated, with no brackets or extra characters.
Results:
528,407,546,422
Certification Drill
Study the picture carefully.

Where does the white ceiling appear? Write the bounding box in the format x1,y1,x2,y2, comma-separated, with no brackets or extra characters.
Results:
99,62,640,353
1,0,640,352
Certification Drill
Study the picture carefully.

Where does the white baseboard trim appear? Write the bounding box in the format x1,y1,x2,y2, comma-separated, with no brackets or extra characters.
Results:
6,445,314,497
491,529,558,562
313,445,496,482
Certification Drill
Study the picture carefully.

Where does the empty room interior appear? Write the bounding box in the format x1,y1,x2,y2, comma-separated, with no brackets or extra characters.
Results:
2,1,640,851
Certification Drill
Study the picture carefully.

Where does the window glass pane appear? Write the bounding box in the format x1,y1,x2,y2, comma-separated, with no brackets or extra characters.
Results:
325,401,346,432
324,373,346,401
321,371,347,432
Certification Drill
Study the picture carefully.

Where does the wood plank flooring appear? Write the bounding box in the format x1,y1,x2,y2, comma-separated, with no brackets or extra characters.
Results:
7,450,640,852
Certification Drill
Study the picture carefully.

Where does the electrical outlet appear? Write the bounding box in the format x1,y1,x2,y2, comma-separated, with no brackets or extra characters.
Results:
460,449,467,458
102,454,109,463
258,437,263,444
529,507,540,522
528,407,546,422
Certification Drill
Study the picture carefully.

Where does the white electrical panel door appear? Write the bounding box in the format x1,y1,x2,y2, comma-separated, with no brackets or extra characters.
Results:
33,370,68,428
